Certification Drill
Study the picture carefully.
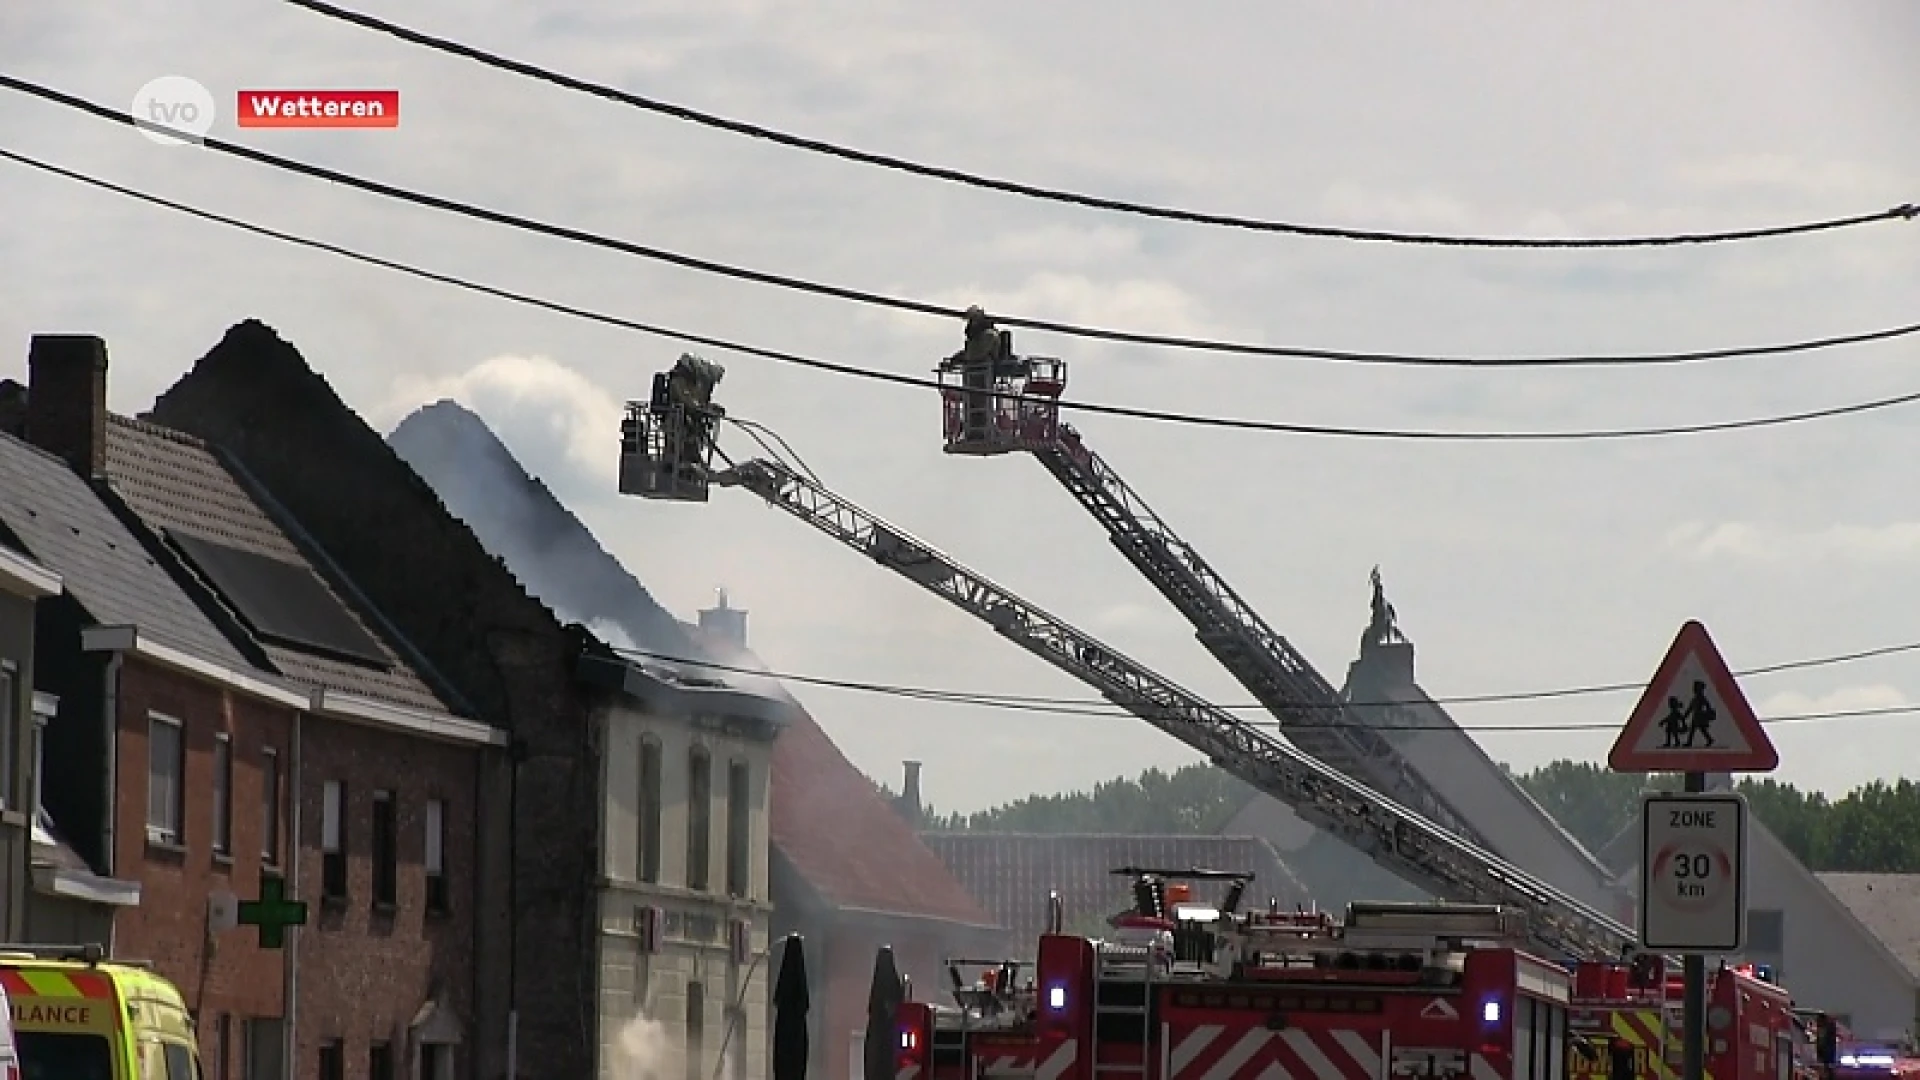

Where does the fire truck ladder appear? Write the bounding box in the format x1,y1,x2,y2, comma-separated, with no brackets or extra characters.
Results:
933,328,1484,847
706,456,1637,962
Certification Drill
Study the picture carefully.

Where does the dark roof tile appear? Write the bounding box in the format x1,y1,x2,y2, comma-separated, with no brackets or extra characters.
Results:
0,431,247,665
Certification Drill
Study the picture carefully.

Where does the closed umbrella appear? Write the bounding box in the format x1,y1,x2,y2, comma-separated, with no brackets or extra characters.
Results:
864,947,906,1080
773,933,811,1080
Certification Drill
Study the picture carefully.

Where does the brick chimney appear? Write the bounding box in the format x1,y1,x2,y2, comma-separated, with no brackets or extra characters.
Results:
26,335,110,479
698,588,748,649
899,760,923,825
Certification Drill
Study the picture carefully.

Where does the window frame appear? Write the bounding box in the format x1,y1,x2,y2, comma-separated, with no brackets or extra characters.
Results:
370,788,397,909
261,746,282,867
424,797,449,915
146,712,186,845
320,779,348,901
725,758,751,898
687,745,711,892
210,732,233,857
0,662,16,810
637,737,663,884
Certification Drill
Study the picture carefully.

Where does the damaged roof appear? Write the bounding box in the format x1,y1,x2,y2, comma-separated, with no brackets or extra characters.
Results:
690,629,997,927
920,832,1311,944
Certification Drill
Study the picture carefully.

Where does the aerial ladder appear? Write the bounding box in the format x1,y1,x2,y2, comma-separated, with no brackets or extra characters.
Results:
934,310,1627,914
936,307,1483,847
614,355,1639,964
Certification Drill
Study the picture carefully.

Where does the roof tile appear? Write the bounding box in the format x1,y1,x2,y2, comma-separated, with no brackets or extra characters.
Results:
919,833,1312,944
1815,872,1920,981
102,414,454,714
0,431,247,665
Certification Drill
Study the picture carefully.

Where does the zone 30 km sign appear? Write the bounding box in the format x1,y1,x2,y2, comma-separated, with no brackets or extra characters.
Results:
1640,793,1748,952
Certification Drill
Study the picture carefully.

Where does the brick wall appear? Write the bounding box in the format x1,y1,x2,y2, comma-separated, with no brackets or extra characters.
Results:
111,655,293,1078
293,717,481,1080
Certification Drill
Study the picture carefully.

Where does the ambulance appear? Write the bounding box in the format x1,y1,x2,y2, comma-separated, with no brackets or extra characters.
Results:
0,944,201,1080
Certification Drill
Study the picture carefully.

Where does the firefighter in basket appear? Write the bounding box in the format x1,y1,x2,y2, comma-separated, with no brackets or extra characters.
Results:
659,352,726,478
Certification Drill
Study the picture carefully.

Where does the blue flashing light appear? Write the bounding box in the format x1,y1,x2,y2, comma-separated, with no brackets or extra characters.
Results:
1482,1001,1502,1024
1047,985,1067,1011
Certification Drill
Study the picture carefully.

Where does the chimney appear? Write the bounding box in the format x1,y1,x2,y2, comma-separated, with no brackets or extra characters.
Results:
698,588,748,648
26,335,110,479
900,760,923,825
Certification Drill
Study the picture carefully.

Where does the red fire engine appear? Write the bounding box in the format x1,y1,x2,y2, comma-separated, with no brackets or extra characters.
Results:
897,869,1576,1080
1567,959,1825,1080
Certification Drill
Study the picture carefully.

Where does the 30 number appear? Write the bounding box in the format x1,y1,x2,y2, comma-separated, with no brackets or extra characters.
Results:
1673,853,1711,879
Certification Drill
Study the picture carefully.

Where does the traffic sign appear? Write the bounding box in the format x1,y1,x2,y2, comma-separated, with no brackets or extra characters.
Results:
1639,793,1747,952
1609,621,1778,773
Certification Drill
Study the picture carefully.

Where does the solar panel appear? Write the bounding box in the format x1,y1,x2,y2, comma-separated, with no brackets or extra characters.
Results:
165,528,391,668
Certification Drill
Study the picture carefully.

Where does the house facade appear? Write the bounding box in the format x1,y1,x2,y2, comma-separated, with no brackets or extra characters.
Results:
9,331,504,1080
0,410,302,1073
146,317,790,1080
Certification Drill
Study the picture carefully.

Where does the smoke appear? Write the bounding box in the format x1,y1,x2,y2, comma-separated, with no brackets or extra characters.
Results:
606,1007,739,1080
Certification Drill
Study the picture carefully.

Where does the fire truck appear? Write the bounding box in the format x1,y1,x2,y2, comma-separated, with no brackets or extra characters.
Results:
897,868,1576,1080
1566,959,1823,1080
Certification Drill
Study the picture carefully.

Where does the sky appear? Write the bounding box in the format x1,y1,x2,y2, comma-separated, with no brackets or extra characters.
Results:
3,1,1918,815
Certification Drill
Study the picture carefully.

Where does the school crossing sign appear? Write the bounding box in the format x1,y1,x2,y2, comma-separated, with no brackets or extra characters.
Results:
1608,621,1778,774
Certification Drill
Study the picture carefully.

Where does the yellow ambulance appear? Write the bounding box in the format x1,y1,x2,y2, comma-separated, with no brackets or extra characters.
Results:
0,945,202,1080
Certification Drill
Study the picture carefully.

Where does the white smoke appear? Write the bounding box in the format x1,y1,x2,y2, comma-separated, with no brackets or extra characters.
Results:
609,1009,676,1080
606,1007,742,1080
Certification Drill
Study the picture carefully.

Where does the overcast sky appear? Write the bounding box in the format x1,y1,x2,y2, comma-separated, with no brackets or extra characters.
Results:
4,1,1917,813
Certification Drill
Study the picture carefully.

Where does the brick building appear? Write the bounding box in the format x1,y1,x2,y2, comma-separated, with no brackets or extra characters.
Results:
0,412,303,1072
148,318,792,1080
7,332,503,1080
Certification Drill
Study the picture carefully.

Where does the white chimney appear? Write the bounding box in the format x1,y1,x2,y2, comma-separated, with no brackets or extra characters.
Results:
698,588,748,648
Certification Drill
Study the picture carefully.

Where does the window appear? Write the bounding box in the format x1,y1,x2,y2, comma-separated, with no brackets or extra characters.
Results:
318,1039,344,1080
216,1013,230,1080
0,664,15,808
163,1043,196,1080
147,714,185,844
261,747,282,866
420,1043,452,1080
726,760,750,898
321,781,347,900
687,746,711,892
211,733,233,856
685,981,705,1080
370,1041,394,1080
425,798,449,914
245,1017,285,1080
371,789,397,908
638,738,662,884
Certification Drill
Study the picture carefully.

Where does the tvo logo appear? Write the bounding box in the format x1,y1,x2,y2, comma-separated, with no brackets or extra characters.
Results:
131,75,216,147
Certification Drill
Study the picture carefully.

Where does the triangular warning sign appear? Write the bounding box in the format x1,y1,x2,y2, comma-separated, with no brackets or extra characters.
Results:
1609,620,1778,773
1421,998,1459,1020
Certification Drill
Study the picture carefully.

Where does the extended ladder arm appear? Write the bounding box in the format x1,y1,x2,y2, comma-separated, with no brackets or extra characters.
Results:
711,457,1635,961
1030,435,1488,847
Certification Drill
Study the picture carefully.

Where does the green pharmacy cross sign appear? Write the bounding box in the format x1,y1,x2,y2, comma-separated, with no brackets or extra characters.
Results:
237,876,308,950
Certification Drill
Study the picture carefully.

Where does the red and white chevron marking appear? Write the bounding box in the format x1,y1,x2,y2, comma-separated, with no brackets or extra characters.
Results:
1168,1024,1385,1080
898,1064,922,1080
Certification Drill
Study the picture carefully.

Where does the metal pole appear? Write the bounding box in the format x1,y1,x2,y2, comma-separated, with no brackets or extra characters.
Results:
1683,770,1707,1080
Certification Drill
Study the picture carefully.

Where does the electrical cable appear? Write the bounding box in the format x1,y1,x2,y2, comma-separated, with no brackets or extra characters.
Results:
8,76,1920,371
613,641,1920,728
282,0,1920,250
9,145,1920,443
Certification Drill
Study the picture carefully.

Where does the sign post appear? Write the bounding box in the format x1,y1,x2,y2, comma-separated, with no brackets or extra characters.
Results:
1608,620,1778,1080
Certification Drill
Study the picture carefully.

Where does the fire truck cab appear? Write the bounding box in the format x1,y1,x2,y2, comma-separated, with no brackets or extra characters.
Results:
899,869,1575,1080
1568,958,1816,1080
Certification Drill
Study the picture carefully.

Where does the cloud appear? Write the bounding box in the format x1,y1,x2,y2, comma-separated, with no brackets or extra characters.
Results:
1762,684,1909,717
383,354,626,499
1665,521,1920,565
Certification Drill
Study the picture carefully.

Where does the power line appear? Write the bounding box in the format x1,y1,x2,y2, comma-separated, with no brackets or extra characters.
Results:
9,75,1920,372
611,644,1919,731
612,637,1920,714
10,144,1920,443
283,0,1920,251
